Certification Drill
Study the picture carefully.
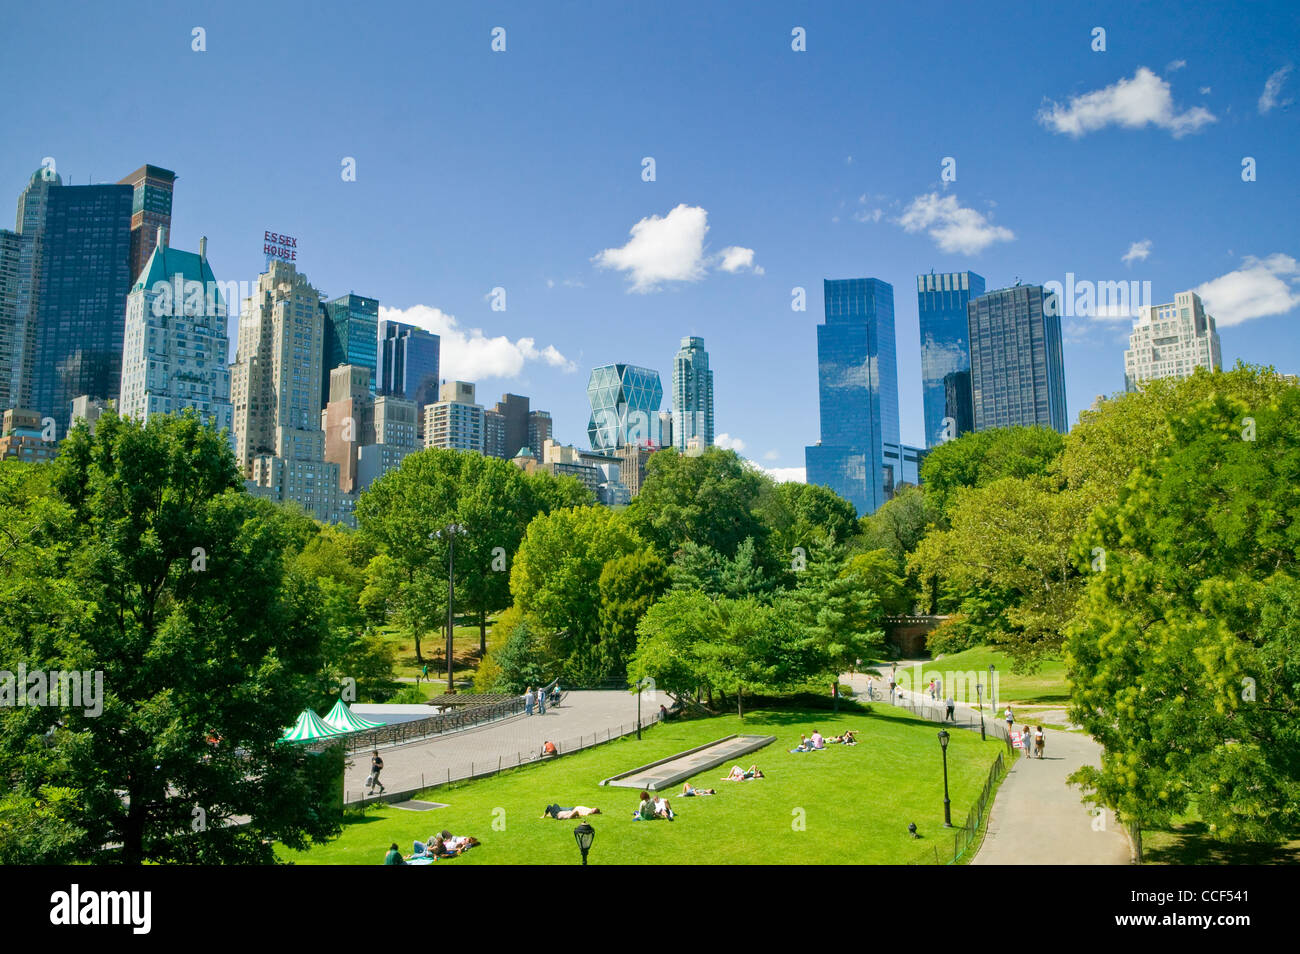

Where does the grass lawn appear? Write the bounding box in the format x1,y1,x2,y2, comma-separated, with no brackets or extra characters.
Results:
279,704,1007,865
377,613,501,687
1142,812,1300,865
898,645,1070,705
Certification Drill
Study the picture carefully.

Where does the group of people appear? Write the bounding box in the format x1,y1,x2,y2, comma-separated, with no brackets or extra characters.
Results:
634,790,674,820
789,728,857,752
1019,723,1046,759
523,685,559,715
383,831,480,863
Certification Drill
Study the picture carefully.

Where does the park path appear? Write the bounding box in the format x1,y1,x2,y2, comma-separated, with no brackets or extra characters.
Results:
348,690,643,802
841,669,1129,866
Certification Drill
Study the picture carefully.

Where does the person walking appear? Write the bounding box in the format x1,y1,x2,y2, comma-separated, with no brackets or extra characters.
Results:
1022,724,1034,759
1004,706,1014,737
866,678,875,701
368,750,385,795
1034,725,1045,759
928,678,936,700
945,696,955,722
536,685,546,715
524,687,534,716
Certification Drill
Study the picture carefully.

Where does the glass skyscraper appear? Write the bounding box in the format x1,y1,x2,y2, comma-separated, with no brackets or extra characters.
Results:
587,363,663,451
917,270,985,447
322,293,379,407
25,178,133,434
967,284,1068,433
377,318,440,412
671,336,713,452
805,278,900,516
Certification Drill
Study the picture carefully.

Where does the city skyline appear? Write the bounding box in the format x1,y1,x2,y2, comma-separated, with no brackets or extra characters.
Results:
2,0,1298,482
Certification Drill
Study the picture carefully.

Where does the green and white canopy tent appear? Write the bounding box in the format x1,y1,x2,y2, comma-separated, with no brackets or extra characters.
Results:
322,699,384,733
281,708,350,744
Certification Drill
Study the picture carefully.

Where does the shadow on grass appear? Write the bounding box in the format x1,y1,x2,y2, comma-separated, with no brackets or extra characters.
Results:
1144,821,1300,865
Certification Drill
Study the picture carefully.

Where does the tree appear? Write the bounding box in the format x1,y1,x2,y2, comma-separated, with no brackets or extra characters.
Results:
920,426,1064,523
626,447,773,562
756,480,859,558
485,610,550,694
628,589,713,703
511,506,644,679
596,550,670,684
0,412,338,864
1067,390,1300,842
787,545,888,689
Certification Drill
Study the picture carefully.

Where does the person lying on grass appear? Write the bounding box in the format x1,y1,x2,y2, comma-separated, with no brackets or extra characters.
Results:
682,782,716,796
408,832,480,859
722,764,764,781
541,804,602,819
827,729,858,745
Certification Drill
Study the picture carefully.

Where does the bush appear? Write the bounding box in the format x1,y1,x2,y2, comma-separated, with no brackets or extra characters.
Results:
924,615,981,656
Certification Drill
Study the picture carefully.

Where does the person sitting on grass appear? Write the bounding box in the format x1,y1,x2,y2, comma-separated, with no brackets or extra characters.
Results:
811,730,825,749
634,791,658,820
682,782,716,796
541,804,601,819
789,734,811,752
384,842,405,865
722,764,764,781
653,794,674,820
436,831,480,854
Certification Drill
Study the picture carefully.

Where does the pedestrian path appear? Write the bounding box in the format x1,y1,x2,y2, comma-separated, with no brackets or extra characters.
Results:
349,690,642,803
842,669,1129,865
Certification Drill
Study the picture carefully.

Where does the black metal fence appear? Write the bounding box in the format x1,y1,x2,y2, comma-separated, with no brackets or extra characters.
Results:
906,751,1007,865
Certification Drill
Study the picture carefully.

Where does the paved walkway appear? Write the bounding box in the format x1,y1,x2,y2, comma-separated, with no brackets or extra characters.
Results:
843,668,1129,865
349,690,643,802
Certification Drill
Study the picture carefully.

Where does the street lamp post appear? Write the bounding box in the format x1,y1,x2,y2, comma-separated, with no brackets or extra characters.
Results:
573,823,595,865
976,681,986,740
989,664,996,716
938,729,953,828
433,524,466,693
637,679,643,740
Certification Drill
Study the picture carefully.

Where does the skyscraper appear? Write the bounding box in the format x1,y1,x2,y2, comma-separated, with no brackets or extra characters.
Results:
1123,290,1221,390
967,284,1068,433
0,229,20,411
118,231,232,433
586,364,663,451
424,380,485,451
527,409,552,456
672,336,714,452
377,318,439,412
117,165,176,284
322,293,378,407
805,278,900,515
230,260,347,523
5,168,58,412
24,176,133,435
917,270,985,447
322,364,374,493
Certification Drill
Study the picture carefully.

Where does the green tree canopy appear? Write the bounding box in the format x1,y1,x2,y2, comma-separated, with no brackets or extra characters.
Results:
920,425,1064,523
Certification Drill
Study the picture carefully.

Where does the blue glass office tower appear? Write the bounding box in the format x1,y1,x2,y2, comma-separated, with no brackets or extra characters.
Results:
967,284,1068,433
377,318,440,411
805,278,900,516
322,293,379,407
917,270,985,447
587,364,663,450
25,178,133,434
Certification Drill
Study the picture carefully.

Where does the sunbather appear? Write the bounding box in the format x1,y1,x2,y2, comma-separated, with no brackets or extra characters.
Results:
653,795,674,820
722,764,764,781
682,782,716,796
541,804,601,819
790,734,814,752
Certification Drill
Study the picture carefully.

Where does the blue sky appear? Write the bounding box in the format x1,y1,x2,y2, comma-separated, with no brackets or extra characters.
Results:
3,0,1298,479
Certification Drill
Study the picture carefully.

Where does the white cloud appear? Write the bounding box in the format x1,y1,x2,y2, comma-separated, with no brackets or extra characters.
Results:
716,433,746,452
716,246,764,275
593,204,709,293
378,304,577,380
1259,65,1294,114
897,193,1014,255
1200,86,1212,95
762,449,780,461
1195,254,1300,326
1122,239,1153,265
1037,67,1216,138
759,465,806,483
1166,59,1187,72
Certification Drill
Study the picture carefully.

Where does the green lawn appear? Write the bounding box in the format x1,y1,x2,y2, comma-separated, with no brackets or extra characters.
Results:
1142,812,1300,865
376,613,501,686
897,646,1070,705
280,704,1007,865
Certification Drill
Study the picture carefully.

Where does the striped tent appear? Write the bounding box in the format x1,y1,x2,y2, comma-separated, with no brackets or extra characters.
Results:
281,708,349,744
322,698,384,732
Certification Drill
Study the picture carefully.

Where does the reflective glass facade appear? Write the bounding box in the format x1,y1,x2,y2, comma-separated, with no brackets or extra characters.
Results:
28,182,133,435
323,293,379,406
805,278,900,515
968,284,1068,433
917,270,984,447
377,318,440,412
671,336,713,451
586,363,663,450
